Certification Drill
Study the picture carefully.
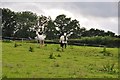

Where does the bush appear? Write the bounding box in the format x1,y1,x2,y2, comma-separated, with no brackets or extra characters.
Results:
3,40,12,43
68,36,120,47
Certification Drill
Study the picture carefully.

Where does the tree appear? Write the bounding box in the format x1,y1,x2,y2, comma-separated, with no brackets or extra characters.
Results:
54,14,80,38
105,31,115,37
46,18,57,39
79,27,87,37
2,8,17,37
14,11,37,38
32,15,50,34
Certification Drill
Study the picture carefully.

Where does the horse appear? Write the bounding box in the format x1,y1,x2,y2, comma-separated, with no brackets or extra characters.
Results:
35,31,46,47
59,33,68,49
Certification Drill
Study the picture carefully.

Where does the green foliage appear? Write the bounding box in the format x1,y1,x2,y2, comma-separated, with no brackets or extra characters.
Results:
14,42,22,48
2,8,17,37
100,46,113,56
54,14,80,38
2,8,120,39
102,61,116,73
14,43,17,47
14,11,37,38
2,40,12,43
103,51,113,56
103,46,106,52
57,53,61,57
54,62,60,67
49,53,55,59
69,36,120,47
29,46,34,52
56,47,60,52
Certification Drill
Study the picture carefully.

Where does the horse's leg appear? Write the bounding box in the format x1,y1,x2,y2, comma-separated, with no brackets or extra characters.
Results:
41,40,44,47
39,40,41,48
41,40,43,46
65,43,67,48
43,40,44,46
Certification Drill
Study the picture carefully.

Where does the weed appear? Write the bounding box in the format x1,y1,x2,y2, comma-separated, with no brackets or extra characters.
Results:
2,75,7,79
14,43,17,47
14,43,22,47
56,47,60,52
103,52,113,56
29,47,34,52
49,53,55,59
103,46,106,52
45,44,47,47
57,54,61,57
54,63,60,67
102,61,116,73
100,46,113,56
14,71,19,74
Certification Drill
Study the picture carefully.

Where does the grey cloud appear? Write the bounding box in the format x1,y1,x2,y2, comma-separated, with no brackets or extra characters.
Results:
1,2,118,18
35,2,118,18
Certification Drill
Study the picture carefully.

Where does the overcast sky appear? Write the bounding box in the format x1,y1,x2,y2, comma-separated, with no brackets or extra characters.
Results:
0,1,119,34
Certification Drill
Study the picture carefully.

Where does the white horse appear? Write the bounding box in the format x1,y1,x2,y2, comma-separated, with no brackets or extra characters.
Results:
35,31,46,47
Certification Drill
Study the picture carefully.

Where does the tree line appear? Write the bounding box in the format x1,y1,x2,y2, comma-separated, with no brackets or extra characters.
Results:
1,8,120,40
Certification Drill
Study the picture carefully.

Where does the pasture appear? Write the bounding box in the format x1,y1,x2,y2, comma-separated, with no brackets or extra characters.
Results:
2,41,118,78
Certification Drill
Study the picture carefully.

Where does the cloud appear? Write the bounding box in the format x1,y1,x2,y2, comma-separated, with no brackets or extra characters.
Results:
0,2,118,34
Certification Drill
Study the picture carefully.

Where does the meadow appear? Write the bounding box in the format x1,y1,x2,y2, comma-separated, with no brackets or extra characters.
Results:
2,41,119,78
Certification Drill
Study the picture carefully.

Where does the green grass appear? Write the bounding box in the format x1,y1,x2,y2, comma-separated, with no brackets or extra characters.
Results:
2,41,118,78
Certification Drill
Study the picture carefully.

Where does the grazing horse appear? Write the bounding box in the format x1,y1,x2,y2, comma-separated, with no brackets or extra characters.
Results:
35,31,46,47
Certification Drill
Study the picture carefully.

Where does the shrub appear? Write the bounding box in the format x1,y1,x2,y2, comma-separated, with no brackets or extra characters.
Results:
3,40,12,43
69,36,120,47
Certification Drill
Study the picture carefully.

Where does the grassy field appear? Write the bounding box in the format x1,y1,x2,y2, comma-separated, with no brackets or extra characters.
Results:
2,41,118,78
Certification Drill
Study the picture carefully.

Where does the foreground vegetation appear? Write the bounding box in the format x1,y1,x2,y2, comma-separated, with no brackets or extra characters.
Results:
2,41,118,78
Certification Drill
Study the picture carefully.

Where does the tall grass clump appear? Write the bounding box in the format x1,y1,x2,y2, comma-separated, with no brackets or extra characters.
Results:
101,61,116,73
56,47,60,52
14,43,18,47
100,46,113,56
57,53,61,57
29,46,34,52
